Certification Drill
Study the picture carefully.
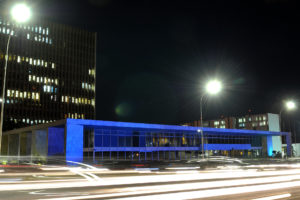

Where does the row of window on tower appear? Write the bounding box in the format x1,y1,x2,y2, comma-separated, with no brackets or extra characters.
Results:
88,69,95,76
0,19,50,35
0,53,56,69
65,113,85,119
82,82,95,91
61,95,95,106
10,118,55,125
0,25,52,45
29,75,58,85
6,89,40,101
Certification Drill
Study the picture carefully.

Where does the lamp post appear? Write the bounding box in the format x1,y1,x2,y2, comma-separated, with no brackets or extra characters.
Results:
0,3,31,153
199,80,222,159
279,100,296,157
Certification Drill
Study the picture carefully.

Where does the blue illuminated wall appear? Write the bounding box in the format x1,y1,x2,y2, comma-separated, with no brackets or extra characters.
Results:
66,124,83,161
48,127,65,156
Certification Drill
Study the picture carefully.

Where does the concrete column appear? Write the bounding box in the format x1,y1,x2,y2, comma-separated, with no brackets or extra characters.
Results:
286,132,292,157
66,124,84,162
266,135,273,157
31,130,48,161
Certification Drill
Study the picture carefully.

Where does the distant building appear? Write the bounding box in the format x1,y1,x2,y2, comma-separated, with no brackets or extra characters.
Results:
182,113,280,132
0,17,96,129
182,113,283,155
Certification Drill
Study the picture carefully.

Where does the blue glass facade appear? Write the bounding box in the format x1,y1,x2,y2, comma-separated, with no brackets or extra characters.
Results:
2,119,292,161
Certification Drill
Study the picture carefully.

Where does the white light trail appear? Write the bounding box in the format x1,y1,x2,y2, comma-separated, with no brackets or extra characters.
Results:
252,193,291,200
38,175,300,200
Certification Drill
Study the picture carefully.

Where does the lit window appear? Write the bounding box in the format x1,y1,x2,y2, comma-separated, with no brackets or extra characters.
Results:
47,86,50,92
238,118,243,123
29,58,32,64
32,93,35,100
27,33,30,39
55,79,58,85
52,63,55,69
82,83,85,89
37,59,40,66
20,92,23,98
16,91,19,98
45,62,48,67
61,96,64,102
29,75,32,81
33,75,36,81
36,93,39,100
24,92,27,98
43,85,47,92
46,37,48,43
72,97,74,103
46,28,49,35
214,121,219,125
263,116,266,120
17,56,21,63
33,59,36,65
249,117,251,121
7,90,10,97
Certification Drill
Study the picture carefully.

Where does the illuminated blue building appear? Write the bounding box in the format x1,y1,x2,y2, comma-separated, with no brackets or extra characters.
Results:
2,119,292,161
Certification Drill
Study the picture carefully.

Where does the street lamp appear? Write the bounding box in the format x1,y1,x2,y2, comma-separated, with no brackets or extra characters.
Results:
0,3,31,153
279,100,297,158
280,100,297,130
199,80,222,159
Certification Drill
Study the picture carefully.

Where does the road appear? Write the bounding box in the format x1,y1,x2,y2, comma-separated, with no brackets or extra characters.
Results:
1,161,300,199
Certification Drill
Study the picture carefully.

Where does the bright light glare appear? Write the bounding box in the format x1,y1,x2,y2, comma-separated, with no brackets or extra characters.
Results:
11,4,31,23
205,80,222,95
286,101,296,110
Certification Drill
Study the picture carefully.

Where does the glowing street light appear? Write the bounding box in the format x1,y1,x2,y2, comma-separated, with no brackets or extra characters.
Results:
199,79,223,159
11,3,31,23
0,3,32,153
286,101,296,111
205,80,222,95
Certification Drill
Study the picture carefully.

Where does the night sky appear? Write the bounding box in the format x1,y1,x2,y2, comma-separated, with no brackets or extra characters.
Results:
22,0,300,124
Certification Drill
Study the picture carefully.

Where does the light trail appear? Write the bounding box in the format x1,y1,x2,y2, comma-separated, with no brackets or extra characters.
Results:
252,193,291,200
38,175,300,200
2,168,300,191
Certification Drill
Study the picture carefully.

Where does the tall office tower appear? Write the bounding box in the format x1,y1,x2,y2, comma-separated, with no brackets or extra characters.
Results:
0,17,96,130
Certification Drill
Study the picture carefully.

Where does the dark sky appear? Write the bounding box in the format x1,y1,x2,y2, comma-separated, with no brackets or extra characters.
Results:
28,0,300,124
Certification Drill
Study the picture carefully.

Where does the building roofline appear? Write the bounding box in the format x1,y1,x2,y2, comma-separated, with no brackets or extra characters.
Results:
3,119,66,135
67,119,289,136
